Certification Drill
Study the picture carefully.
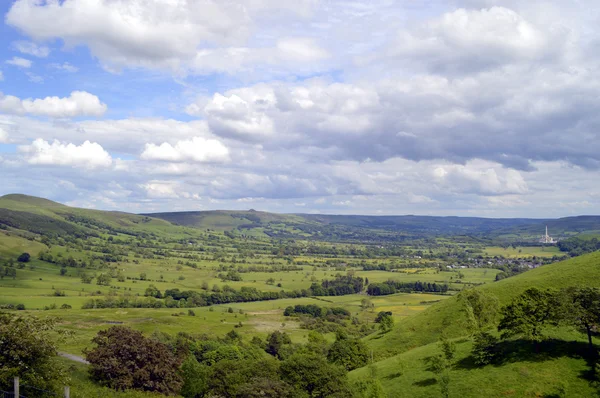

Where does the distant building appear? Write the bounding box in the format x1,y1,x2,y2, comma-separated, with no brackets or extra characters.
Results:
540,226,556,244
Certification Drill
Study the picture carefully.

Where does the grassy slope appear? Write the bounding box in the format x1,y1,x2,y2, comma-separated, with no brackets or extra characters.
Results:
0,194,195,238
353,251,600,397
353,331,597,398
367,251,600,358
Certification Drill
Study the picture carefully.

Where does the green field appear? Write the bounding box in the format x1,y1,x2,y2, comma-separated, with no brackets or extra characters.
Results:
484,245,562,258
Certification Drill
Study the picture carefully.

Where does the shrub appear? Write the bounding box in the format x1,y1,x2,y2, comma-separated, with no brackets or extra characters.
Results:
86,326,182,395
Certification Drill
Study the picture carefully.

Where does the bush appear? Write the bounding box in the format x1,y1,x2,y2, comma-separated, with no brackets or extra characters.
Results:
85,326,182,395
472,332,499,366
17,253,30,263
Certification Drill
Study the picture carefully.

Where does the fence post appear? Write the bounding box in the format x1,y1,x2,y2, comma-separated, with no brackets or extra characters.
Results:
13,377,19,396
64,385,70,398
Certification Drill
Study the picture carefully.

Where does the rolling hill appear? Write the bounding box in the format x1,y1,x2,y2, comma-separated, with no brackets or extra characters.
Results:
352,250,600,397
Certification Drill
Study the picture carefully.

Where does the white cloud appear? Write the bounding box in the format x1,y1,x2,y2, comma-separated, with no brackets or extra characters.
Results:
140,181,184,199
0,71,3,81
141,137,230,163
432,161,528,195
19,139,113,169
6,0,320,75
5,56,32,68
276,37,329,61
26,72,43,83
0,127,8,143
0,91,107,118
12,41,50,57
49,62,78,73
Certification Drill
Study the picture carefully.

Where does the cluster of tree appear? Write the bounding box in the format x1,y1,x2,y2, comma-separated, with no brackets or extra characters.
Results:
367,280,449,296
217,270,243,282
462,286,600,367
284,304,351,319
309,275,365,296
0,265,17,279
374,311,394,333
558,236,600,256
218,264,304,273
84,285,318,309
84,325,383,397
0,303,25,310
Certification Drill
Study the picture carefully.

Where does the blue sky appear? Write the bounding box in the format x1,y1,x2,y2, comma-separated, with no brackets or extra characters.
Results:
0,0,599,217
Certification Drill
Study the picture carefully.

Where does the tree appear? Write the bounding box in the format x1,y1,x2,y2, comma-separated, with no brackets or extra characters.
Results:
378,314,394,333
280,353,352,398
17,252,30,263
327,334,369,370
144,284,162,298
0,313,69,392
85,326,182,395
96,273,111,286
80,272,93,284
563,287,600,350
60,267,67,276
459,289,499,335
266,331,292,359
498,288,561,341
460,289,500,366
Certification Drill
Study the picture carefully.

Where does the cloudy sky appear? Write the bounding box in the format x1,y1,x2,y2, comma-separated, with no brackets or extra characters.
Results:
0,0,599,217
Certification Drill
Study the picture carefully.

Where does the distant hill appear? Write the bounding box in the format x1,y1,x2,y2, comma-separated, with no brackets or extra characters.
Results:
2,194,600,242
0,194,183,238
144,208,600,242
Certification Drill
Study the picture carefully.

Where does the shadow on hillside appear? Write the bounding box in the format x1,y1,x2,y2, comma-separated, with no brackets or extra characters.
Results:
455,338,599,383
412,377,437,387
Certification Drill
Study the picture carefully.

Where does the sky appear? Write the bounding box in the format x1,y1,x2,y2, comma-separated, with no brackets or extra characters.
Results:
0,0,599,218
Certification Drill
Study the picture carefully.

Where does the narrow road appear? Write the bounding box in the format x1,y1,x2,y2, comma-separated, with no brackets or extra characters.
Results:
59,352,89,365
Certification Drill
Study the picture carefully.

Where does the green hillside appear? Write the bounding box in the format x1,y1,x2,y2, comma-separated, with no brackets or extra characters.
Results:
351,251,600,397
367,251,600,358
0,194,190,238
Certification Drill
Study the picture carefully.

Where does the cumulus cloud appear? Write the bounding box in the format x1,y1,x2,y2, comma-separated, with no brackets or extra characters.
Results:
141,137,230,163
0,91,107,118
12,41,50,57
374,7,566,74
5,0,321,75
5,56,31,68
432,161,528,195
0,127,9,143
18,139,112,169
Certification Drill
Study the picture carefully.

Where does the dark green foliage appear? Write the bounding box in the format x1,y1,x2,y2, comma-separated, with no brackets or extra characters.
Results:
17,252,30,262
562,287,600,350
266,331,292,359
471,332,499,366
85,326,182,395
375,311,392,323
378,314,394,333
96,273,111,286
280,353,353,398
459,289,499,335
367,280,449,295
327,334,370,370
498,287,562,341
0,313,68,393
218,270,243,281
309,275,364,296
558,236,600,256
144,284,162,298
284,304,351,319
